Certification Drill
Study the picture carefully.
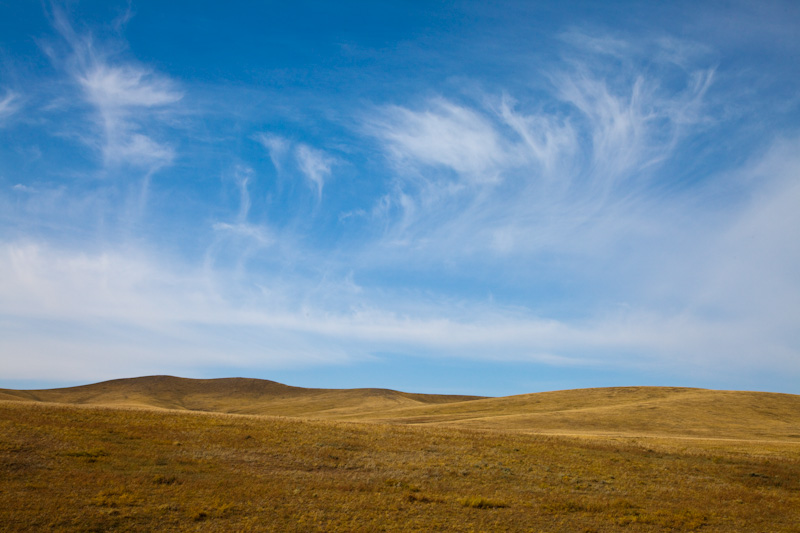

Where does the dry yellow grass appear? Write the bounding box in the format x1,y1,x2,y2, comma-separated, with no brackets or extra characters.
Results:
356,386,800,441
1,377,799,531
4,377,799,441
0,376,484,417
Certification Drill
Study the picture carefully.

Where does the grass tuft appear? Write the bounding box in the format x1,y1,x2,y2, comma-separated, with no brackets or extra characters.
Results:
152,474,180,485
461,496,508,509
64,448,108,462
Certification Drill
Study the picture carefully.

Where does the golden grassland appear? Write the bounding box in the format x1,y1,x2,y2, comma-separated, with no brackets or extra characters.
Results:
4,376,800,441
0,376,485,418
1,377,800,531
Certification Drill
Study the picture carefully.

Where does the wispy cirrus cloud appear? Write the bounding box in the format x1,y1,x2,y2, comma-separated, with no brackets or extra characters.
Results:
3,153,799,385
0,91,21,124
49,8,182,170
256,133,290,174
256,133,335,201
295,144,334,201
76,62,182,168
496,94,576,176
553,43,714,185
210,166,274,272
362,35,717,262
368,99,509,182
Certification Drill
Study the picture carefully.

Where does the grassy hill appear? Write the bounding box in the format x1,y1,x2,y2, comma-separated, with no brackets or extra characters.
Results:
3,376,800,442
2,376,800,531
0,375,485,417
354,386,800,441
2,399,799,531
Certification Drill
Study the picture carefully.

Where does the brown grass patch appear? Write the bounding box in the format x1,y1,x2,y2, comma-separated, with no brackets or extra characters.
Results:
1,399,799,531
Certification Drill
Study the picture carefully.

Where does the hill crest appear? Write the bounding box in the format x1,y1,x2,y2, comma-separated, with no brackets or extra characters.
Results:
2,376,799,442
0,375,485,415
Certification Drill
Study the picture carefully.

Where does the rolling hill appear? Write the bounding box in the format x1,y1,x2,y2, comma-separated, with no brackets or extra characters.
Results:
2,376,800,441
2,376,800,531
0,375,484,417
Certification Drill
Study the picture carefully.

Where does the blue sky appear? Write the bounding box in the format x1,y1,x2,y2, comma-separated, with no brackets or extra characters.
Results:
1,1,799,396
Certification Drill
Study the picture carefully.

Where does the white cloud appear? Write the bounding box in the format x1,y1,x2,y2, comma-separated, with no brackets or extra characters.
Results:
554,66,713,183
255,134,335,201
207,166,274,270
359,34,718,265
559,30,632,58
497,95,577,177
256,133,290,173
212,222,273,247
79,63,181,108
688,138,800,326
106,132,175,166
232,165,253,222
295,144,334,200
79,63,181,167
0,240,585,376
0,91,20,123
3,173,799,384
369,99,508,181
49,10,182,169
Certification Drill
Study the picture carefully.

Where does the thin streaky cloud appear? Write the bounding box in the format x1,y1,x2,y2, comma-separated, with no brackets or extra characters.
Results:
1,203,797,383
256,133,291,174
0,91,20,123
295,144,334,200
233,166,253,223
78,63,181,168
212,222,273,247
369,99,508,181
208,166,275,270
362,36,719,264
496,94,577,177
47,8,182,169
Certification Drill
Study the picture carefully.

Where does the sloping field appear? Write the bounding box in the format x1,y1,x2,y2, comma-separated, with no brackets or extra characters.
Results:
353,387,800,441
1,400,799,532
0,375,484,417
2,377,800,531
3,376,800,442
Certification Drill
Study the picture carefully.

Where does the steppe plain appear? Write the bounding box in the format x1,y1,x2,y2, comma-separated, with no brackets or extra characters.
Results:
1,376,799,531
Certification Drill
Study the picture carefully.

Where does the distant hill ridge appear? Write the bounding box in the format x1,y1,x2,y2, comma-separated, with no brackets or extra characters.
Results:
0,375,485,416
2,376,800,442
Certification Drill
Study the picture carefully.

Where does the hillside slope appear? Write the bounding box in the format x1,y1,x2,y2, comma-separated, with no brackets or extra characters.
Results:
0,375,484,417
352,386,800,440
3,377,799,441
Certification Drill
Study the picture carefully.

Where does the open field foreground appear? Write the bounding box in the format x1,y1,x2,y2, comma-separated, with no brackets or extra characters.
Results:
2,380,800,532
